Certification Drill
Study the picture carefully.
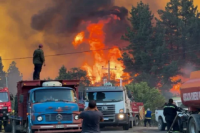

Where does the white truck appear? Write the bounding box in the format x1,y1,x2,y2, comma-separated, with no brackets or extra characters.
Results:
84,82,135,130
155,97,187,131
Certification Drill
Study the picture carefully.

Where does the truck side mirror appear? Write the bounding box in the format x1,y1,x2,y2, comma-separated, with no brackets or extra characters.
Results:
74,97,77,102
19,95,24,103
10,95,13,101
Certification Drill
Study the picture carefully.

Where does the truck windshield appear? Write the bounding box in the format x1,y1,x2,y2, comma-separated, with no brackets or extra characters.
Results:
0,92,8,102
33,89,75,103
86,91,123,103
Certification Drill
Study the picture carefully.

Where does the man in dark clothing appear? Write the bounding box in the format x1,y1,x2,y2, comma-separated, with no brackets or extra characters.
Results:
33,44,45,80
163,99,180,132
79,100,104,133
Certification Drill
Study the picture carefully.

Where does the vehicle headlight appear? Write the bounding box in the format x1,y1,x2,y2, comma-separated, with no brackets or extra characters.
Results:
119,109,124,113
37,116,43,121
118,114,124,119
74,115,79,120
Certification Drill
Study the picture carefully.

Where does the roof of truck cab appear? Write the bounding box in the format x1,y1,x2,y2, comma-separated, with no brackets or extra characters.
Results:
29,87,73,93
85,86,123,92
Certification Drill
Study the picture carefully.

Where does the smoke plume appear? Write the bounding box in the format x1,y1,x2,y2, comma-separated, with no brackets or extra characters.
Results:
1,0,200,80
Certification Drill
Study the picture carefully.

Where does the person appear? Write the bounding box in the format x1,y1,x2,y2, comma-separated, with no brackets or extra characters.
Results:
144,108,152,127
33,44,45,80
163,99,180,132
79,100,104,133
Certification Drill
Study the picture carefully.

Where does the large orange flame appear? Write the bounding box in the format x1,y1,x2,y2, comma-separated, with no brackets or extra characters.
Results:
72,16,130,85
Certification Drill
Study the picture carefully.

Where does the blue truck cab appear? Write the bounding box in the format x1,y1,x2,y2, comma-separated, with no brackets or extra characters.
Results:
10,80,82,133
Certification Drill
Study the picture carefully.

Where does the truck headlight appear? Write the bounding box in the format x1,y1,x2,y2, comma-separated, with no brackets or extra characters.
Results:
118,114,124,119
37,116,43,121
74,115,79,120
119,109,124,113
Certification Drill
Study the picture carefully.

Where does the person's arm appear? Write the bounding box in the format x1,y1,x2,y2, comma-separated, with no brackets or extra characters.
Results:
163,108,166,116
79,111,84,119
100,112,104,122
40,50,45,66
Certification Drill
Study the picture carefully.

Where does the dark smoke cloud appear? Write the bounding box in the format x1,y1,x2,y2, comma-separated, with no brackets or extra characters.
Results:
31,0,129,34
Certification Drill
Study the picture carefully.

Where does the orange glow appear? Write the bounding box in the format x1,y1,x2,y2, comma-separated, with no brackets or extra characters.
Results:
72,31,84,48
72,16,130,85
170,76,189,95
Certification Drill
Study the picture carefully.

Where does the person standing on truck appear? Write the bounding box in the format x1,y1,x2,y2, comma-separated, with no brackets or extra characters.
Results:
163,99,179,132
144,108,152,127
33,44,45,80
79,100,104,133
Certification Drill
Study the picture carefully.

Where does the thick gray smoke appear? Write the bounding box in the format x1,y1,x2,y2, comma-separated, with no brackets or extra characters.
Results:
31,0,129,34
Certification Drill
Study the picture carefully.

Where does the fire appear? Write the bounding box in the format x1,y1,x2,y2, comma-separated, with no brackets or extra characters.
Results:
170,75,189,95
72,31,84,48
72,16,130,85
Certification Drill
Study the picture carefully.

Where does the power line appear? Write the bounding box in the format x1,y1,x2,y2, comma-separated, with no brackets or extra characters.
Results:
2,46,126,61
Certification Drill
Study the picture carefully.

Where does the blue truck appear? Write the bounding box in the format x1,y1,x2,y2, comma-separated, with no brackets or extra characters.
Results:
9,80,82,133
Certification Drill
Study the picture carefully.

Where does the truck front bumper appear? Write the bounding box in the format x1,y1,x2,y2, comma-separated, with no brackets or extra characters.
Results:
100,113,129,126
32,123,82,133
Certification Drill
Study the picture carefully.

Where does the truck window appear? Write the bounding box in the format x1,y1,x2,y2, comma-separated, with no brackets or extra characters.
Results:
86,91,123,103
33,89,75,103
0,92,8,102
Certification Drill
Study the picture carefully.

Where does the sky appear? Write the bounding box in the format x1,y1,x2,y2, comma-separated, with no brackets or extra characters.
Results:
0,0,199,80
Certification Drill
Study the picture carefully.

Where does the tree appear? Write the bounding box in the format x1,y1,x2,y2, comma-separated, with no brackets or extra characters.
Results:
7,61,22,95
56,65,71,80
121,1,179,91
126,82,166,111
0,57,6,87
56,66,91,93
157,0,200,67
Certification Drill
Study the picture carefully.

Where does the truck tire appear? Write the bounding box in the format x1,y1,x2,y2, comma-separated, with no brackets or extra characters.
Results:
0,122,2,132
129,120,133,128
5,124,12,132
189,118,198,133
123,124,129,130
4,121,12,132
158,117,165,131
133,116,139,126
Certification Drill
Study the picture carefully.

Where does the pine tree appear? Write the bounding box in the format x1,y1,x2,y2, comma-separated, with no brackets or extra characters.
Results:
7,61,22,95
0,57,6,87
157,0,200,66
121,1,179,91
56,65,71,80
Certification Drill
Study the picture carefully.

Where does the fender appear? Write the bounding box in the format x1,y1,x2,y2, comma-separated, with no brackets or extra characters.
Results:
27,115,32,132
188,114,200,131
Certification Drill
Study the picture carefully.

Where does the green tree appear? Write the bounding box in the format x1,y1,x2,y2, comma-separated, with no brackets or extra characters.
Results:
121,1,179,91
56,65,71,80
0,57,6,87
126,82,166,111
56,66,91,94
7,61,22,95
156,0,200,66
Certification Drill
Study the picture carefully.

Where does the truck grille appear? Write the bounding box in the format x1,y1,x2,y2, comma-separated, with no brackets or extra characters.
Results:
45,114,72,122
97,105,115,115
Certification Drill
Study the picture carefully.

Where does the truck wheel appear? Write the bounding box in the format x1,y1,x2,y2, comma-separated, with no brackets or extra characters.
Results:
4,121,12,132
129,120,133,128
133,116,139,126
158,117,165,131
123,124,129,130
0,122,2,132
189,118,198,133
5,124,12,132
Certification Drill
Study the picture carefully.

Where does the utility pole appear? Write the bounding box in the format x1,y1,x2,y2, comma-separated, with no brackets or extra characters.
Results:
102,60,117,82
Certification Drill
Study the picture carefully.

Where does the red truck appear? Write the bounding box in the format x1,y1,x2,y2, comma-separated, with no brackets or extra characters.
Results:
179,70,200,133
130,102,145,126
9,80,83,133
0,87,12,132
